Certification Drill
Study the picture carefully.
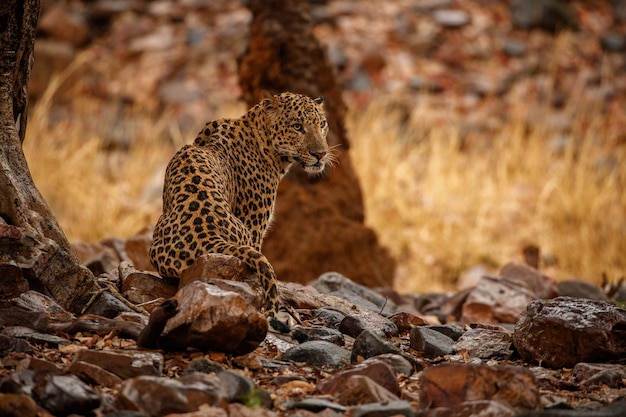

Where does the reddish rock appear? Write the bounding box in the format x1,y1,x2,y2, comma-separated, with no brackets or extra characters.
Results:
117,374,228,415
453,328,514,359
125,226,155,272
388,311,428,334
160,281,268,354
179,253,257,288
573,363,626,389
513,297,626,369
73,349,163,380
317,360,401,397
335,375,399,406
0,393,38,417
67,360,123,388
500,262,558,299
462,275,537,324
419,364,539,410
0,263,29,300
121,269,177,305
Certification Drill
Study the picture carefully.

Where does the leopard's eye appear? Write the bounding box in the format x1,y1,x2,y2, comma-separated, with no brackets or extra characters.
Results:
320,120,327,129
293,123,304,132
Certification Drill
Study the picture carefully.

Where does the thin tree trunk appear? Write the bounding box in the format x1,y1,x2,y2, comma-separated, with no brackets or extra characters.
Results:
0,0,99,312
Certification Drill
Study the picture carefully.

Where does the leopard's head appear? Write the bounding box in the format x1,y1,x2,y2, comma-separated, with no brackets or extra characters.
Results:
263,92,331,174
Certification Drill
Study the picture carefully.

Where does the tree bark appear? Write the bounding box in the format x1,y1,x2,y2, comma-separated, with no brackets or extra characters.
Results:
239,0,396,288
0,0,99,312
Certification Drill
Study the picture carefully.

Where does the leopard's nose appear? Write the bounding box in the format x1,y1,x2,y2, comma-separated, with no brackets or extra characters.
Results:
309,151,327,161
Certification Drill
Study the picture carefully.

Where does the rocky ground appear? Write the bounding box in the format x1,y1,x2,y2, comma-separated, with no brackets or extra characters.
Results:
2,0,626,416
1,236,626,416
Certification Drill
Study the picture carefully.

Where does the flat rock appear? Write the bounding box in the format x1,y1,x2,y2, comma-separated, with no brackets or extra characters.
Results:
462,274,538,324
293,325,344,345
179,253,257,289
318,359,400,397
423,400,515,417
419,364,539,410
2,326,68,346
282,340,351,369
557,279,609,301
388,311,428,334
513,297,626,368
351,399,415,417
116,374,228,415
0,290,74,328
351,329,403,363
73,349,163,380
453,328,514,359
67,360,123,388
339,314,399,339
32,373,101,416
121,269,177,305
500,262,558,299
572,363,626,389
409,326,455,358
335,375,399,406
363,353,415,376
160,281,268,355
312,272,397,315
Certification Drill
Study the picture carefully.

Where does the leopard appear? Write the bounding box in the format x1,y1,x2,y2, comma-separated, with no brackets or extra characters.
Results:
149,92,331,329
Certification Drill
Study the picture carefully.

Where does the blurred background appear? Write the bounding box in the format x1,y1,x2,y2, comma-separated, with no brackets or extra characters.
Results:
25,0,626,293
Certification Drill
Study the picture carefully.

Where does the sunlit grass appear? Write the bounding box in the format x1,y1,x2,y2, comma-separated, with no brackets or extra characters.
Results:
24,67,625,293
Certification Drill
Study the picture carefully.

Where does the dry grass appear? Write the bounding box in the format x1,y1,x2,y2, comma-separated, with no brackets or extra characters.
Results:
24,71,625,293
348,93,626,292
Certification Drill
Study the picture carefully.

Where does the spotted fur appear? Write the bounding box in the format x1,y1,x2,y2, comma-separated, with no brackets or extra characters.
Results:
150,92,330,320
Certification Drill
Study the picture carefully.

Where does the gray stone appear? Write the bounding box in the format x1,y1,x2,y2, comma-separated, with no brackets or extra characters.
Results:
351,329,402,363
293,325,344,345
351,399,415,417
215,369,272,407
363,353,414,376
427,324,464,341
32,373,101,416
313,308,346,328
557,279,609,301
339,314,399,339
409,327,455,358
282,340,351,369
453,328,514,359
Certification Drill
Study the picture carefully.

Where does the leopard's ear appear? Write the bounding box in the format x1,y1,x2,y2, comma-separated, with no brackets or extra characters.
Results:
261,90,280,117
313,96,324,105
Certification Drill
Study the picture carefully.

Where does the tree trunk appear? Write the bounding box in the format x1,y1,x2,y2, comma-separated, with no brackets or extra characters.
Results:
0,0,99,312
239,0,396,288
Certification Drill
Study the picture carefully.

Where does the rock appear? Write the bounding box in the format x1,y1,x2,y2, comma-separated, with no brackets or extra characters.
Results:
2,326,68,346
350,329,403,363
419,364,539,410
0,263,29,299
433,9,471,28
159,281,268,354
572,363,626,389
0,290,74,329
125,227,155,272
318,359,401,397
0,334,33,354
335,375,399,406
500,262,558,299
312,272,397,315
282,340,351,369
510,0,578,31
426,324,464,341
181,358,225,375
82,290,137,318
515,398,626,417
32,373,101,416
116,374,228,415
313,308,346,328
453,328,514,360
179,253,257,290
557,280,609,301
339,314,399,339
388,311,428,334
513,297,626,368
409,327,455,358
351,400,415,417
72,241,120,276
363,354,416,376
293,325,344,345
67,360,123,388
216,370,272,407
0,393,38,417
73,350,163,380
285,398,347,413
462,275,538,324
121,268,178,305
424,400,515,417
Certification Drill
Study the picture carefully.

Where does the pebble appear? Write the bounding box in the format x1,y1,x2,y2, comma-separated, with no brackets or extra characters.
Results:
350,329,403,362
216,369,272,408
453,328,514,359
335,375,399,406
409,327,455,358
32,373,101,416
282,340,351,369
318,360,401,397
